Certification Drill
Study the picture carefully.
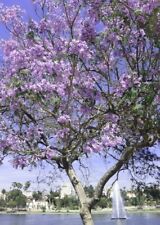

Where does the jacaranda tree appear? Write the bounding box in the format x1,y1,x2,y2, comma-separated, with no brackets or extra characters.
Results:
0,0,159,224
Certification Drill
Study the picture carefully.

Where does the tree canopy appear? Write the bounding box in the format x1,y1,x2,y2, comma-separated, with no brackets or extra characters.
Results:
0,0,159,224
6,189,27,209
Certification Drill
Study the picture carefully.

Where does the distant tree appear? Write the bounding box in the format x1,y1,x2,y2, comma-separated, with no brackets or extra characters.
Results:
32,191,43,201
7,200,17,209
61,195,79,209
0,188,6,209
24,181,31,191
144,184,160,204
1,189,6,195
0,198,6,208
41,206,46,212
133,184,146,207
50,190,60,198
47,190,60,206
84,186,94,198
12,182,23,190
96,196,110,209
7,189,27,209
129,197,139,207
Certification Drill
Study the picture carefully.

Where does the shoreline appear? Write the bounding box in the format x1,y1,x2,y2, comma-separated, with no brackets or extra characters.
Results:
0,207,159,215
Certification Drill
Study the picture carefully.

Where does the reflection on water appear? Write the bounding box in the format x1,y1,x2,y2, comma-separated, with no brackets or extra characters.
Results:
0,213,160,225
115,219,127,225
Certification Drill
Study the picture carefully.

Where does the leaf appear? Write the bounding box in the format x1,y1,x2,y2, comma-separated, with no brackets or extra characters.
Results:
26,31,35,39
128,88,138,99
132,104,143,114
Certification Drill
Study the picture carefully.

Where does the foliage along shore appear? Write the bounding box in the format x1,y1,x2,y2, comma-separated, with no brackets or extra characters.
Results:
0,207,159,215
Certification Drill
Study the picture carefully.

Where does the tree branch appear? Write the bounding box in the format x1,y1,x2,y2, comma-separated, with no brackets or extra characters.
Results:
89,145,136,206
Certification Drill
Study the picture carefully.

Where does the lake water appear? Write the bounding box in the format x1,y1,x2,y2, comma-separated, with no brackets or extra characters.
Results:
0,213,160,225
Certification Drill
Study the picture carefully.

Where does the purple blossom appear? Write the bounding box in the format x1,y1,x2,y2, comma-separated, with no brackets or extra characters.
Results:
69,39,92,60
114,73,142,97
91,140,103,152
12,157,28,169
155,93,160,104
81,20,96,42
105,114,119,123
0,4,24,23
45,148,55,160
57,115,71,125
56,128,70,139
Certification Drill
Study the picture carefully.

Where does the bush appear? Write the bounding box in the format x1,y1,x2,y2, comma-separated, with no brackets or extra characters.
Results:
0,207,5,211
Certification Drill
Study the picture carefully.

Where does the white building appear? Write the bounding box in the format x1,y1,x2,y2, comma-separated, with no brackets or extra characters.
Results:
27,199,49,211
23,191,50,211
0,192,6,200
60,183,75,198
23,191,33,199
126,192,136,198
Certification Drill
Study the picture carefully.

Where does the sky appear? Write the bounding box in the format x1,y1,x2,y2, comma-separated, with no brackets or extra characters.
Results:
0,155,131,192
1,0,35,14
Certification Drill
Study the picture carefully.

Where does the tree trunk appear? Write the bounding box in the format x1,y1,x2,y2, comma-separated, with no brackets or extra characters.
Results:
80,206,94,225
64,161,94,225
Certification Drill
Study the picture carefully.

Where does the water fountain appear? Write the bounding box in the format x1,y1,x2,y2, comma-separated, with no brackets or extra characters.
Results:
111,181,127,219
